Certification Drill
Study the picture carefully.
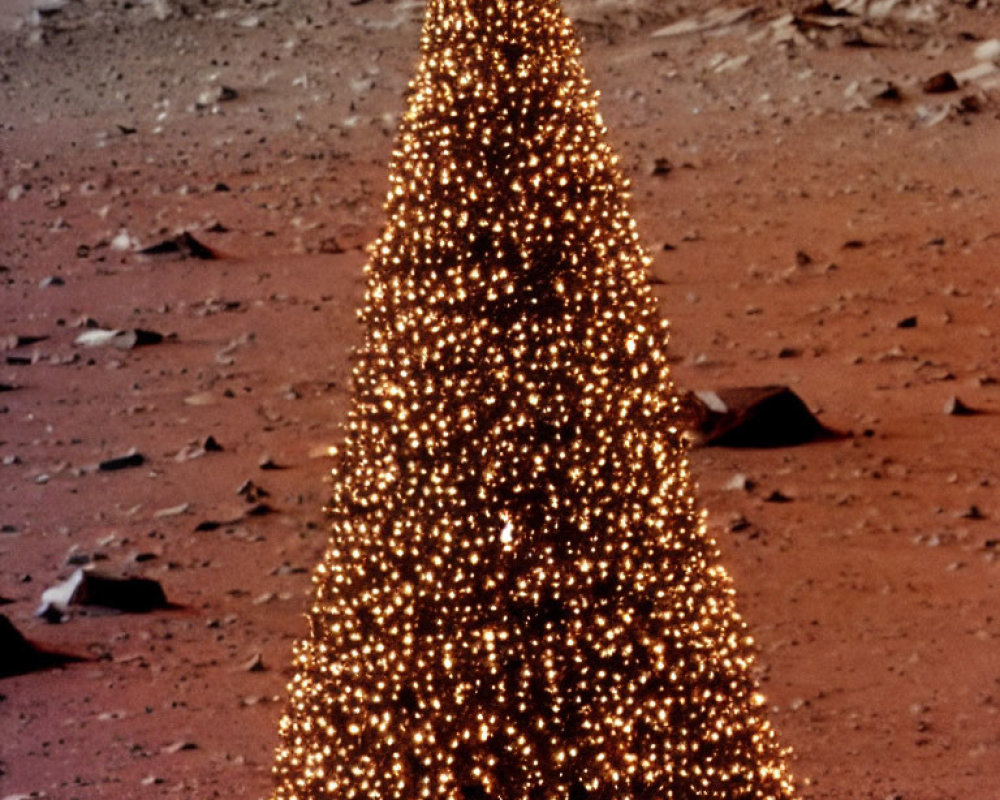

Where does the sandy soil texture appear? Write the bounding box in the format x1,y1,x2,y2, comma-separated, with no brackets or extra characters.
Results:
1,1,998,798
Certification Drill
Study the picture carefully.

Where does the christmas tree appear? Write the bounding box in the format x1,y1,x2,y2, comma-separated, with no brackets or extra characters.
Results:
271,1,797,798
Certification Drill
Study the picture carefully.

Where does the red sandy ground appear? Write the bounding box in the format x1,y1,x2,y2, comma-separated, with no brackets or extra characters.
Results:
1,1,998,798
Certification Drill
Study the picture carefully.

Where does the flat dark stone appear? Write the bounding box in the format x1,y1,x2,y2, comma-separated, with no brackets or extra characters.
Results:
3,334,48,348
98,452,145,472
121,329,164,348
139,232,218,260
245,503,275,517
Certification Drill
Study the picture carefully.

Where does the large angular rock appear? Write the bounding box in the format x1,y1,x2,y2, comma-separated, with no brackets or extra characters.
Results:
37,569,169,620
0,614,41,676
683,385,839,448
1,614,82,675
0,614,74,677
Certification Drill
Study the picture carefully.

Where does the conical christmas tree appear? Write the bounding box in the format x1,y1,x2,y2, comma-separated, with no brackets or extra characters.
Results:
271,2,797,799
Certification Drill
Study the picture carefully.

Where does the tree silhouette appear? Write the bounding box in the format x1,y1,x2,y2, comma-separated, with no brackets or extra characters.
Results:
271,2,797,798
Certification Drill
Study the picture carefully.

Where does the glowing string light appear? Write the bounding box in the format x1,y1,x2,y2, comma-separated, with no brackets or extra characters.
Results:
270,1,798,799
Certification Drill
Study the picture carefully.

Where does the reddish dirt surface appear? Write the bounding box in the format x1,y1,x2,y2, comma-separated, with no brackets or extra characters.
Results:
1,1,998,798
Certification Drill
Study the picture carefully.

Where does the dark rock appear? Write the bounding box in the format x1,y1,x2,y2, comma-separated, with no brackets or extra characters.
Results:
98,451,145,472
958,94,982,113
38,603,65,624
650,157,673,176
683,385,839,448
246,502,276,517
203,435,223,452
194,519,227,532
241,652,266,672
39,275,65,288
897,315,918,329
113,329,164,349
0,614,73,676
1,334,48,349
138,236,188,256
802,1,854,16
65,549,108,567
923,71,959,94
0,383,17,392
237,479,269,502
875,83,903,102
765,490,794,503
729,515,752,533
34,0,68,17
37,569,168,617
943,395,978,416
139,232,218,260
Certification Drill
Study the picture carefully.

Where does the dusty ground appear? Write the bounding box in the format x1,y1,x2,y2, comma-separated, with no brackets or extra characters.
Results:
1,0,998,798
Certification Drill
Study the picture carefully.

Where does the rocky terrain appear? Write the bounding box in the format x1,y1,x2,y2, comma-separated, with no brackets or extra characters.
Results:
1,0,998,798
